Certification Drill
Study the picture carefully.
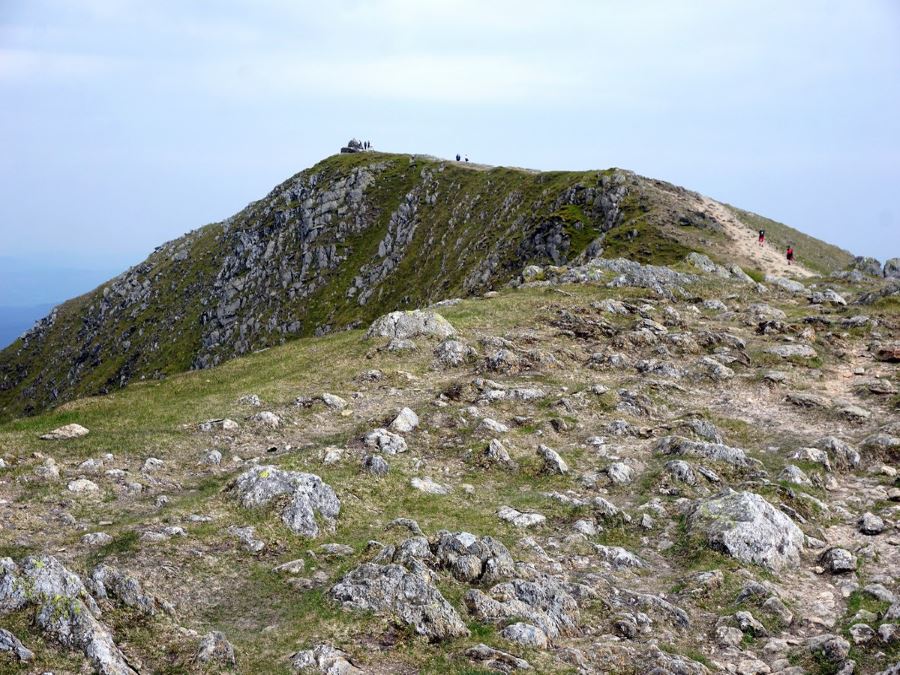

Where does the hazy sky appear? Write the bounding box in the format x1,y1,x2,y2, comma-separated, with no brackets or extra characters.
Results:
1,0,899,281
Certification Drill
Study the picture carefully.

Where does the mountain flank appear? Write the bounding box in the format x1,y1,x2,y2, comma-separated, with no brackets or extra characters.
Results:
0,152,854,419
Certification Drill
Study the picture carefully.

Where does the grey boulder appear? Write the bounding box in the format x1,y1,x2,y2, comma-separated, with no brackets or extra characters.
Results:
366,310,456,340
233,465,340,537
329,563,468,641
687,490,805,570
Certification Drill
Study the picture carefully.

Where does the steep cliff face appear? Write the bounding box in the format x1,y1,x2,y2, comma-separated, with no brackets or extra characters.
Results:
0,152,852,418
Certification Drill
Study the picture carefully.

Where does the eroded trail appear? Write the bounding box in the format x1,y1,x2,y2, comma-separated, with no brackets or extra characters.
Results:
701,196,815,278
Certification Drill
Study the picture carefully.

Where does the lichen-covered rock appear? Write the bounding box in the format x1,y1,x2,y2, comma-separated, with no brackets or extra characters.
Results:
820,547,857,574
465,643,531,671
464,575,580,638
389,407,419,433
430,531,515,584
366,310,456,340
329,563,468,641
537,444,568,474
816,436,861,470
766,343,817,359
434,339,475,367
0,556,136,674
687,490,805,570
362,454,389,476
885,257,900,278
765,275,806,293
410,476,450,495
90,564,163,615
233,465,340,537
497,506,546,528
500,622,549,649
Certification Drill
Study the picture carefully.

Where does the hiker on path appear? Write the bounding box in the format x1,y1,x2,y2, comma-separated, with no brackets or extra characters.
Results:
786,246,794,265
758,229,765,246
456,153,460,161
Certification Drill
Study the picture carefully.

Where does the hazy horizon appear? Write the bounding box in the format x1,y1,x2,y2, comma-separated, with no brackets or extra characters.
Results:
2,0,899,306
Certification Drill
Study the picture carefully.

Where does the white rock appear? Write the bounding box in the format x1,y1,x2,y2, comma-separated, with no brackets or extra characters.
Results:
252,411,281,428
410,477,450,495
537,444,568,474
67,478,100,494
40,423,89,440
389,407,419,433
363,428,407,454
497,506,546,528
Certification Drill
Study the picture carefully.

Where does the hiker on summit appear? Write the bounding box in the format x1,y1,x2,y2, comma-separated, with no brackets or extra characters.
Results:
786,246,794,265
758,229,765,246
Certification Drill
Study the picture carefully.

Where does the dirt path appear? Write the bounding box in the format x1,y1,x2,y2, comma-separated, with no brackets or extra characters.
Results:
701,197,815,279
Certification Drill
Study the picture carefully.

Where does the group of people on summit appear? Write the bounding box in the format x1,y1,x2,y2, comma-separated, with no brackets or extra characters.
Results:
758,229,795,266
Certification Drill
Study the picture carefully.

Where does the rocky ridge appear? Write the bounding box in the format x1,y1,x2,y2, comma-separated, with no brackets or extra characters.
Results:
0,152,854,419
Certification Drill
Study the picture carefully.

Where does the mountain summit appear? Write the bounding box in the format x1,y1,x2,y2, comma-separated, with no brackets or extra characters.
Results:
0,152,852,418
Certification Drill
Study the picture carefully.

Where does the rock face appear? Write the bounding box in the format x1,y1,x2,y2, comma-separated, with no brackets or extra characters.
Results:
233,465,340,537
0,556,137,674
687,491,805,570
329,563,468,641
366,310,456,340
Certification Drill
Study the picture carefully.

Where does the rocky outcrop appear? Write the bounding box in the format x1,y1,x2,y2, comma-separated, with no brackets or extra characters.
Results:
232,465,340,537
329,563,468,641
0,556,137,674
465,575,580,638
687,491,805,570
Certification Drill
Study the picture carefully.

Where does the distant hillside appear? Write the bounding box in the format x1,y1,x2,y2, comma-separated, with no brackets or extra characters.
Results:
0,152,853,419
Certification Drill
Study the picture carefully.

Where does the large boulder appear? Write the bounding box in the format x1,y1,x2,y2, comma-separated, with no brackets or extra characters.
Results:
366,310,456,340
329,563,468,641
233,466,340,537
687,491,805,570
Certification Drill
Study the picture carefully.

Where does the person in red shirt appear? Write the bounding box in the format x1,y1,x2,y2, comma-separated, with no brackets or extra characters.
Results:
758,229,765,246
786,246,794,265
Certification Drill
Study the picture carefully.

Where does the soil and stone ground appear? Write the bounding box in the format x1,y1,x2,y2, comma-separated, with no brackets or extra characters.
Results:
0,246,898,672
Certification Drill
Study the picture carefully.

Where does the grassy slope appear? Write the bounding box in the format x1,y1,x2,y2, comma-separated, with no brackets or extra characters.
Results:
0,268,896,673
